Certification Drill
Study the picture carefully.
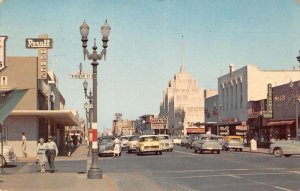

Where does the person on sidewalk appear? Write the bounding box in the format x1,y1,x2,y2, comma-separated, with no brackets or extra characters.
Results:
113,137,121,158
46,136,58,173
37,138,47,173
21,132,27,158
65,134,72,157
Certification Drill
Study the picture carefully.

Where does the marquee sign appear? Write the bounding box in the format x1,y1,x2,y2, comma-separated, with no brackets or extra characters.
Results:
263,84,273,118
0,36,8,72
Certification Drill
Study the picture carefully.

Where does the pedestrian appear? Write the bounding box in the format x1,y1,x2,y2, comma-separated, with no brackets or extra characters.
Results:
113,136,121,158
21,132,27,158
72,133,78,148
65,134,72,157
36,138,47,173
46,136,58,173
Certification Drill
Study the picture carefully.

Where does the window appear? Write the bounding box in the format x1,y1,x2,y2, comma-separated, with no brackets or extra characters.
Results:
0,76,8,86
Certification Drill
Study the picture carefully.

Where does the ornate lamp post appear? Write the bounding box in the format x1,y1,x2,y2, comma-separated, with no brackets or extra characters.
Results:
289,80,300,140
83,80,93,157
80,19,111,179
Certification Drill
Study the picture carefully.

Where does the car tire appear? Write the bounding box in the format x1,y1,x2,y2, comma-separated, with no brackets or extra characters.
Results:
155,151,158,155
284,154,291,157
119,152,121,156
274,148,283,157
217,150,220,154
194,148,197,153
170,149,173,152
239,148,243,152
159,151,162,155
128,150,132,154
211,150,214,154
186,145,188,149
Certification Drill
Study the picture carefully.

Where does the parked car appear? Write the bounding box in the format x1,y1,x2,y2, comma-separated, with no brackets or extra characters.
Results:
193,134,222,154
157,135,174,151
186,134,200,149
127,135,140,153
222,136,244,151
172,136,182,146
136,135,163,155
180,136,189,147
121,135,132,151
98,136,117,157
0,144,16,167
269,140,300,157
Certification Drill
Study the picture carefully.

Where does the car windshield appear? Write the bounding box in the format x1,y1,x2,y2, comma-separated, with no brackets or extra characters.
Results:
100,138,114,144
121,137,128,141
158,136,169,140
230,138,241,142
202,136,218,141
140,136,158,142
129,136,139,141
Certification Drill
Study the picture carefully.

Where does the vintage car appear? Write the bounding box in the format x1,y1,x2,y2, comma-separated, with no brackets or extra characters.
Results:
186,134,200,149
269,140,300,157
180,136,189,147
127,135,140,153
172,136,182,146
193,134,222,154
157,135,174,151
222,136,244,151
0,144,16,167
98,136,117,157
121,135,132,151
136,135,162,155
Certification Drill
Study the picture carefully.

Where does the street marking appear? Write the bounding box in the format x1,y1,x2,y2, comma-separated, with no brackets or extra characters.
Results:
152,167,287,173
176,184,197,191
173,150,199,156
16,163,33,174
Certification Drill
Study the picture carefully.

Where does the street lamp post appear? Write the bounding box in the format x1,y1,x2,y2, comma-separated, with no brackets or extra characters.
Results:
289,80,300,140
83,80,93,157
80,19,111,179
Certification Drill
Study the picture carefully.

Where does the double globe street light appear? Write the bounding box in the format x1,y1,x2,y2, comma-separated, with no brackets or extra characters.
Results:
80,19,111,179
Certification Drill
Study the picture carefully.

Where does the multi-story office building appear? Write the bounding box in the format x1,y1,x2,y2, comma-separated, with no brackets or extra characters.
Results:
160,65,205,136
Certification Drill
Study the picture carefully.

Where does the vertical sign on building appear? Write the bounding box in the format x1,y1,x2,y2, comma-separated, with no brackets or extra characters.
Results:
0,36,8,72
25,34,53,79
264,83,273,118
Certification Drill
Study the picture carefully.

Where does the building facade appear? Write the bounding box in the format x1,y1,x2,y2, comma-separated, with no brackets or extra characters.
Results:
160,65,205,136
218,64,300,139
0,56,79,158
112,114,135,136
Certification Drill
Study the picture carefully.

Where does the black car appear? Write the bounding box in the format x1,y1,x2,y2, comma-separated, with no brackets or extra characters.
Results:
185,134,200,149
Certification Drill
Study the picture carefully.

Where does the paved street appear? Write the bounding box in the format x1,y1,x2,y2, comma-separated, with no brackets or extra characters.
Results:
1,145,299,191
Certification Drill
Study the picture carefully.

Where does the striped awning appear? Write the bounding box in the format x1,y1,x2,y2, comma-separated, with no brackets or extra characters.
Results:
266,120,294,126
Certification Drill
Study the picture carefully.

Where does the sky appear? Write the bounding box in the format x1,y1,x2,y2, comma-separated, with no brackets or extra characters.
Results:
1,0,300,132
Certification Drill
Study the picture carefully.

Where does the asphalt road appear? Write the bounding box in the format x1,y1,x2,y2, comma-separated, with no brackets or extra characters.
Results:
10,146,300,191
98,145,300,191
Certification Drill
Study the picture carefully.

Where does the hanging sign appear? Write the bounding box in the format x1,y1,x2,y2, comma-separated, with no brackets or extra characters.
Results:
0,36,8,72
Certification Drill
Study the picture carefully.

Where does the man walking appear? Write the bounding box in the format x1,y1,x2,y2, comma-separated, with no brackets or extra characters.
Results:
21,132,27,158
46,136,58,173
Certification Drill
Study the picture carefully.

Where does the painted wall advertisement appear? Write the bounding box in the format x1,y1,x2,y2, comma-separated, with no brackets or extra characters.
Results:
0,36,8,72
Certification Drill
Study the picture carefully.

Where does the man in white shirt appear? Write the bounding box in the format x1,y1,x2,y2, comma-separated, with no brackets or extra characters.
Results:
46,136,58,173
21,132,27,158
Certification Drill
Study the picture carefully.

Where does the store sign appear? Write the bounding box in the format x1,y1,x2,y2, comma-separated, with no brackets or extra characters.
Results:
264,84,273,118
0,36,8,72
69,72,93,79
38,48,48,79
25,38,53,49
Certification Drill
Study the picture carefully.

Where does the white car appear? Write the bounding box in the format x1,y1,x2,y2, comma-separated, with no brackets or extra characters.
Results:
157,135,174,151
172,136,182,145
0,144,16,167
121,135,132,151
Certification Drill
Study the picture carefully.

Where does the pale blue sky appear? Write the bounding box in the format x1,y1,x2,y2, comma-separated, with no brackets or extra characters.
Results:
1,0,300,131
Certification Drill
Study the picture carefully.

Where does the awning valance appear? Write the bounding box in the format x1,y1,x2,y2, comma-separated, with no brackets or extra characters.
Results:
9,110,80,126
266,120,294,126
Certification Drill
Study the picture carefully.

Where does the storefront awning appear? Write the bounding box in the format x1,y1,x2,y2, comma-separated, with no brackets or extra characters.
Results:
9,110,80,126
186,127,205,134
266,120,294,126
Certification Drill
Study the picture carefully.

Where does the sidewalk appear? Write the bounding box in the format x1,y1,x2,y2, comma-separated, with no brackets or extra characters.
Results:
243,147,269,154
2,144,120,191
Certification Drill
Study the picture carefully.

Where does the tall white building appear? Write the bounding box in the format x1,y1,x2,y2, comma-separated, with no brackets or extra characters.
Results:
160,65,205,136
218,64,300,136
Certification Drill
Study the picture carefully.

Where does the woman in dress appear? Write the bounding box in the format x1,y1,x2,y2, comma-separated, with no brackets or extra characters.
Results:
113,137,121,158
37,138,47,173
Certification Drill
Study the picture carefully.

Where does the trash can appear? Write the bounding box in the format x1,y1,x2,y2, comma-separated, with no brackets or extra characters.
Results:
250,139,257,151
